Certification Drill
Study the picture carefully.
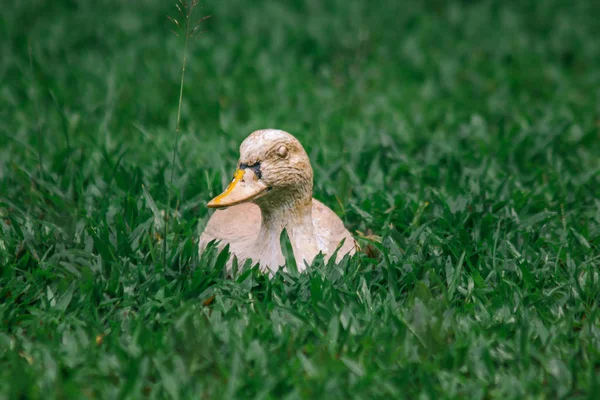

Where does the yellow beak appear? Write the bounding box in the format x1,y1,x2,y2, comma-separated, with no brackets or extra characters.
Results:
207,168,269,209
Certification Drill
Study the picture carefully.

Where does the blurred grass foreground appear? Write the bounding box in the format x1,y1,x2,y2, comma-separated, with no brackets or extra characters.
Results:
1,0,600,398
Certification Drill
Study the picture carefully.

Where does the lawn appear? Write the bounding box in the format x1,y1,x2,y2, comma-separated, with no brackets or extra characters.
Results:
1,0,600,398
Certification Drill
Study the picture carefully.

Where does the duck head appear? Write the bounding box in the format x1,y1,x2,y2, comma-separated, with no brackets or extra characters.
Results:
207,129,313,211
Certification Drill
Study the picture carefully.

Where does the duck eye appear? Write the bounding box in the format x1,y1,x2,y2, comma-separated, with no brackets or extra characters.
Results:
277,146,288,158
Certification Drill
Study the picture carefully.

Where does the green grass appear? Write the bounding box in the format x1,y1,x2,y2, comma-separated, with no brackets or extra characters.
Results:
1,0,600,398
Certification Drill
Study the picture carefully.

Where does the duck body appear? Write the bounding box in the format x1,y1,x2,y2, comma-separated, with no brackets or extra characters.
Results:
199,129,355,273
199,200,355,273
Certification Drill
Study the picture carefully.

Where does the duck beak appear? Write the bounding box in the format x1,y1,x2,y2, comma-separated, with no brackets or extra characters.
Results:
207,168,269,209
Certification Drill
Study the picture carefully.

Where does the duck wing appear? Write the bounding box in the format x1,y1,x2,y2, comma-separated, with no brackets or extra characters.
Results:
311,199,356,262
199,202,261,252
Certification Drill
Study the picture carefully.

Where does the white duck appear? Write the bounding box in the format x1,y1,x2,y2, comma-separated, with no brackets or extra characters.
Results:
199,129,356,273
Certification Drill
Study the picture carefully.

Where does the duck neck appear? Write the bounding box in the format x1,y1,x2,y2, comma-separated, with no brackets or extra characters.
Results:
259,197,313,234
253,189,316,269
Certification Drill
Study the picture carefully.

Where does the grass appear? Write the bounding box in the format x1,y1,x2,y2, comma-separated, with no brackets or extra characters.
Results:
1,0,600,398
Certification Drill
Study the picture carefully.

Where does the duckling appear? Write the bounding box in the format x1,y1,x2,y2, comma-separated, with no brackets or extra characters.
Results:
199,129,356,273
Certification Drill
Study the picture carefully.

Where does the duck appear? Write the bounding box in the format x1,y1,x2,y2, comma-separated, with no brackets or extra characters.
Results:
199,129,356,273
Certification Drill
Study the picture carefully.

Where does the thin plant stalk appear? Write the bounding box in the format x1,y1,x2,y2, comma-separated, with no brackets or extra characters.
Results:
163,0,208,267
28,40,44,178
